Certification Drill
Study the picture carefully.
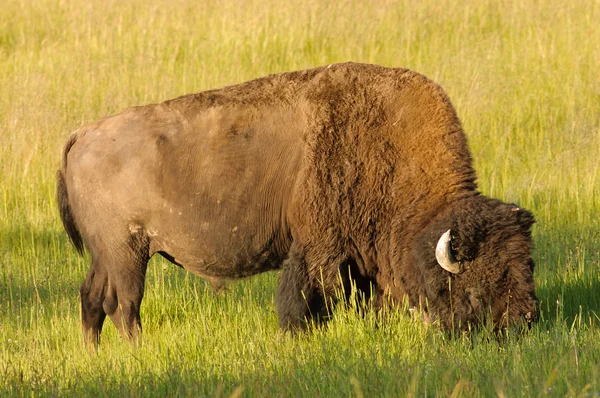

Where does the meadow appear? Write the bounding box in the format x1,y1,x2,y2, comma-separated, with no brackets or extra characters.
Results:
1,0,599,395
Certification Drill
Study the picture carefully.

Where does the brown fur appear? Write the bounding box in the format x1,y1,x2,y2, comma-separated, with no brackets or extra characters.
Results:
57,62,538,345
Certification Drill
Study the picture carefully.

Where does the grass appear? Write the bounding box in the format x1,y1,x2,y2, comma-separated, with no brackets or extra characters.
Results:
1,0,599,395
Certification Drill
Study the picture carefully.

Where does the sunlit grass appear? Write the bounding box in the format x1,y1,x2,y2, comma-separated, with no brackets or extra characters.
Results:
1,0,599,395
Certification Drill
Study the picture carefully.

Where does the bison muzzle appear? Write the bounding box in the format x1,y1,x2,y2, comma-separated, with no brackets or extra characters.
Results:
57,62,538,346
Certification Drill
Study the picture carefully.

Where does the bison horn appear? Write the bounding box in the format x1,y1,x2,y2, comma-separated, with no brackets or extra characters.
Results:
435,229,462,274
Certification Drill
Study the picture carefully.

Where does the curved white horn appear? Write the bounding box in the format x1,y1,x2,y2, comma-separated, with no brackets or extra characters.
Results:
435,229,462,274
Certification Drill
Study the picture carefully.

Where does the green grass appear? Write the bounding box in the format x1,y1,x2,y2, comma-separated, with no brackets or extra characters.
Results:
1,0,599,396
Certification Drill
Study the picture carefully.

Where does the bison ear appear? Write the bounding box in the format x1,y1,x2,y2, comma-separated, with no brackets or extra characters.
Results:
511,205,535,231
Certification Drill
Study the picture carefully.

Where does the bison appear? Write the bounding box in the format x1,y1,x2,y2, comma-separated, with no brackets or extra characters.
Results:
57,62,538,345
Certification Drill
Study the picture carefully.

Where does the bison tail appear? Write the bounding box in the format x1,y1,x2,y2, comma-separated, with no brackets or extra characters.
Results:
57,133,84,255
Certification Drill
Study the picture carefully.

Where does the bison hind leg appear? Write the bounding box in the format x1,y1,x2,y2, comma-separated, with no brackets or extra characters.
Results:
81,227,151,347
80,257,108,347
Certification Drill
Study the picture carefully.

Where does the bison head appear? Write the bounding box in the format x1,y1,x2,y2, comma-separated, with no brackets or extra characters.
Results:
414,196,539,331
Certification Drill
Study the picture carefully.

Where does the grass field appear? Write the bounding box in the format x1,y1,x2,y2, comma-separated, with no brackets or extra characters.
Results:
1,0,599,396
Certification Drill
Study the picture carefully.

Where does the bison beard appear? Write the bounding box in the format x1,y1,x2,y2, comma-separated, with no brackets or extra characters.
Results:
57,62,538,346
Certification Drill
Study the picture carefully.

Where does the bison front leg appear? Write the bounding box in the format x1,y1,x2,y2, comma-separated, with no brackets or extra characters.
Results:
276,243,328,332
